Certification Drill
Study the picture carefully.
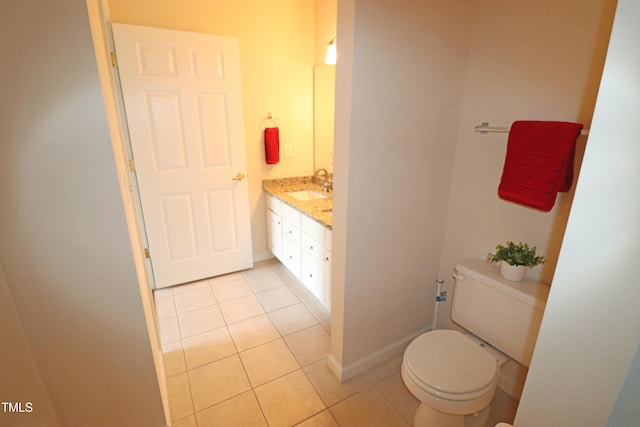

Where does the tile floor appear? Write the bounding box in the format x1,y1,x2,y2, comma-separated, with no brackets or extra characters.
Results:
154,259,518,427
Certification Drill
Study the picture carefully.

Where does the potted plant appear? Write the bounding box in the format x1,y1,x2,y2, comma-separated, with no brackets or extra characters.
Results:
486,241,546,281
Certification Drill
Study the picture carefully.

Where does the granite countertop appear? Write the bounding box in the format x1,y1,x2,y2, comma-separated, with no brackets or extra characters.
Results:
263,176,333,229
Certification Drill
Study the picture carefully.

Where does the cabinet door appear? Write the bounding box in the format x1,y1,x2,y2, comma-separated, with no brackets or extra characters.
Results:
282,237,301,279
301,252,325,304
267,210,283,261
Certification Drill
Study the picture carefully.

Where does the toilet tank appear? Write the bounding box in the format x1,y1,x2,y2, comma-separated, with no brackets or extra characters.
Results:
451,258,550,367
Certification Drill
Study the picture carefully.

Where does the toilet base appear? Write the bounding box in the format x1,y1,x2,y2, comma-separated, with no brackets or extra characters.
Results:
413,403,490,427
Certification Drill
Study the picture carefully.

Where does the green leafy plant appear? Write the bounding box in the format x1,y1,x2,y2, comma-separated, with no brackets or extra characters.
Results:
486,241,546,267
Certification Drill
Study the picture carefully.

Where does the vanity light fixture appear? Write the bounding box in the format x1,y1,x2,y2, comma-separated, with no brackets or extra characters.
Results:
325,37,337,64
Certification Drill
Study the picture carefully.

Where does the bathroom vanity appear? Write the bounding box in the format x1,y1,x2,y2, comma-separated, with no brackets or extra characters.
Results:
264,177,332,310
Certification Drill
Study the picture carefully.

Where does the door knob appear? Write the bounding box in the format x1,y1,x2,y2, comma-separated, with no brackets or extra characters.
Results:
232,173,246,181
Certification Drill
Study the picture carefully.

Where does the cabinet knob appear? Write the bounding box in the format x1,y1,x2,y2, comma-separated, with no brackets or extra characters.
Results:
310,245,314,250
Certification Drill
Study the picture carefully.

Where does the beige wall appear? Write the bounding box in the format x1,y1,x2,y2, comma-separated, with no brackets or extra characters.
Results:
0,264,58,427
436,0,617,398
438,0,616,290
516,1,640,424
107,0,320,260
0,0,166,425
330,0,617,393
330,0,475,377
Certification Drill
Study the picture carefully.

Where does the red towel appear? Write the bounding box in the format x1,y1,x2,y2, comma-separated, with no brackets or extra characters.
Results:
498,121,583,211
264,127,280,164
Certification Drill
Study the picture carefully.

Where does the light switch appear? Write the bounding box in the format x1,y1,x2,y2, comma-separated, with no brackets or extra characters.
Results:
284,144,292,157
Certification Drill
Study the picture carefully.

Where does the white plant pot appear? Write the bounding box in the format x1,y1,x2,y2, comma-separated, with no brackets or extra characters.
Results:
500,261,527,282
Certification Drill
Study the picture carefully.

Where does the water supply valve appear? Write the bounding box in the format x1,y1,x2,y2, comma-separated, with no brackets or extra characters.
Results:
435,279,446,302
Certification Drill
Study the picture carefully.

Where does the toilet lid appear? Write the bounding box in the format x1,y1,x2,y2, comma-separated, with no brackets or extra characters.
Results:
404,330,497,396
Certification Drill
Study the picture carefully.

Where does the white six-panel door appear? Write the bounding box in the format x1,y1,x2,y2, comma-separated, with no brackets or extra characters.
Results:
112,24,253,288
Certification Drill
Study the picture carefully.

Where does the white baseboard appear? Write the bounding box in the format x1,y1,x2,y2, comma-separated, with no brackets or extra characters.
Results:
327,325,431,382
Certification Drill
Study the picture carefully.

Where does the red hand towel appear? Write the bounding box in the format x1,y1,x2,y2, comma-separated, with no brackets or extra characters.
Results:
264,127,280,164
498,121,583,211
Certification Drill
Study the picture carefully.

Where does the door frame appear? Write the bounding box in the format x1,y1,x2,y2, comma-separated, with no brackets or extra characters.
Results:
85,0,170,424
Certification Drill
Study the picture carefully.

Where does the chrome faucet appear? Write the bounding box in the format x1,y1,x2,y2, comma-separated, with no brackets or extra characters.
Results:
313,168,332,192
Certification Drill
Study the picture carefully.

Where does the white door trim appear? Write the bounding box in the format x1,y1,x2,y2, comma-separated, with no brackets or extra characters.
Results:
85,0,169,423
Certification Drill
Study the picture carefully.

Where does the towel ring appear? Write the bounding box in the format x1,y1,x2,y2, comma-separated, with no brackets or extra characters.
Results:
261,112,279,129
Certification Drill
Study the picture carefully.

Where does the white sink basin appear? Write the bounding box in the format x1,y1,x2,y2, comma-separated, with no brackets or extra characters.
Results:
286,190,327,201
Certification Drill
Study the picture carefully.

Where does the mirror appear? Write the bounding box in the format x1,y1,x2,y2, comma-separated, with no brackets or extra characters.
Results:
314,64,335,173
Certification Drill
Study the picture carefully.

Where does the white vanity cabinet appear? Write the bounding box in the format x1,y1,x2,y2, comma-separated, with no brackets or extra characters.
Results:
266,194,332,309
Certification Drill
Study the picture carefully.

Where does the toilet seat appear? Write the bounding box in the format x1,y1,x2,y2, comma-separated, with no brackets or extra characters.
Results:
403,330,498,401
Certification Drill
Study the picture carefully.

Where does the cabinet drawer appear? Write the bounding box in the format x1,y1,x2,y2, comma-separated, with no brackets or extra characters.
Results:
266,194,282,215
301,232,324,262
282,220,300,246
281,203,301,227
301,214,326,245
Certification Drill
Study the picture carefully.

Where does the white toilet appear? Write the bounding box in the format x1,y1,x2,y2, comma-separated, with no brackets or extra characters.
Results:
401,258,549,427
